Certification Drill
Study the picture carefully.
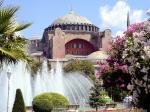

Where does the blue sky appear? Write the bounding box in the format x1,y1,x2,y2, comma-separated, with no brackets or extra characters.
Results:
4,0,150,38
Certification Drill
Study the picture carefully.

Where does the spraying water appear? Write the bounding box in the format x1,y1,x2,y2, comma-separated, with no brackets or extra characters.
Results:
0,60,93,112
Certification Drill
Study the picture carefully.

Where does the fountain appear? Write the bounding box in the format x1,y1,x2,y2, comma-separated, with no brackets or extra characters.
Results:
0,60,93,112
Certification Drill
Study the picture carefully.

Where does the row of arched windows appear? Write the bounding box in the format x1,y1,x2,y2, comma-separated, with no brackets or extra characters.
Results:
47,24,99,32
66,43,84,49
66,50,92,55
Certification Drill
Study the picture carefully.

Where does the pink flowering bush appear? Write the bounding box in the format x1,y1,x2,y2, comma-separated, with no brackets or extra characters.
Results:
97,60,130,101
96,19,150,107
96,36,131,101
126,23,144,33
123,21,150,110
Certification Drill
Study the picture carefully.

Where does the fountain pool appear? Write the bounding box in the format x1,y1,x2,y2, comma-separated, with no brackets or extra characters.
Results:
0,61,93,112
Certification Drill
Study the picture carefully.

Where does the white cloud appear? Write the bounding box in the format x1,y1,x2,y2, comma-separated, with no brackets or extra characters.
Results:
99,1,144,37
115,30,124,37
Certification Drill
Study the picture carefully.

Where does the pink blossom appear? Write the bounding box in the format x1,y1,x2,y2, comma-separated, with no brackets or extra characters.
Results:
98,62,112,75
96,61,100,65
127,23,144,33
120,65,127,73
95,70,100,78
114,62,120,70
118,77,123,81
120,84,125,88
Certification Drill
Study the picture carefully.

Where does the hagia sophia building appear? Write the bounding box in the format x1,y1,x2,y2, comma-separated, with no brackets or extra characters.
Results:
28,10,112,62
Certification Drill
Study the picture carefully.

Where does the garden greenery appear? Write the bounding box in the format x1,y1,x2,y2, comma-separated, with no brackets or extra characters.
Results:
28,59,42,75
12,89,26,112
28,60,51,75
32,92,69,112
64,59,95,80
89,79,112,111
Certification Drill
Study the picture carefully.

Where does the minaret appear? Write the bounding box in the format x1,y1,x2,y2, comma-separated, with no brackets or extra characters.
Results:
146,8,150,21
127,11,130,29
146,8,150,16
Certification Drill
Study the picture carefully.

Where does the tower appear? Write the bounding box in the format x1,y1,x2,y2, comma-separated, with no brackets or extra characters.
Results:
127,11,130,29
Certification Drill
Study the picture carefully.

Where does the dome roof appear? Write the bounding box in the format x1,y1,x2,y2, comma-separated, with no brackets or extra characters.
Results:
52,11,92,25
87,51,108,60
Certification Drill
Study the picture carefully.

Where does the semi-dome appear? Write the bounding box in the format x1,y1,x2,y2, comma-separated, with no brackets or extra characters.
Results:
52,11,92,25
87,51,108,60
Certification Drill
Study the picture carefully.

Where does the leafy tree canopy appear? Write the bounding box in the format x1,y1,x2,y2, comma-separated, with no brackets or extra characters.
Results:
64,59,95,80
0,0,32,66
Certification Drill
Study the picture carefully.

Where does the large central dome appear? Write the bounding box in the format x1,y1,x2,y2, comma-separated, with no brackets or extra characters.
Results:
52,11,92,25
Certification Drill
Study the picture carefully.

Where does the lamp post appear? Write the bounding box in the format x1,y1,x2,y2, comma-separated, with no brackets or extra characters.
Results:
7,66,11,112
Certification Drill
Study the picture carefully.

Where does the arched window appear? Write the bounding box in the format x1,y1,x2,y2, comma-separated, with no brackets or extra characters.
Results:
62,25,66,30
79,25,81,30
79,43,82,48
81,25,83,30
72,25,75,30
73,43,77,48
85,26,87,31
65,39,95,55
89,26,91,31
92,26,94,31
66,25,70,30
52,26,54,30
77,25,79,30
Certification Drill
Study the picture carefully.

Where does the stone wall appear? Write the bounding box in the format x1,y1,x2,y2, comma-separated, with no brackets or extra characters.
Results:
101,29,112,51
41,28,112,59
65,32,97,48
52,28,65,59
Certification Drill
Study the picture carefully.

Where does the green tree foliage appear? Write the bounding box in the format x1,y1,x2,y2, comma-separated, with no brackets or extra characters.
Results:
99,90,112,104
28,60,51,75
89,79,112,111
64,60,95,80
0,0,31,66
33,92,69,112
12,89,26,112
28,59,42,75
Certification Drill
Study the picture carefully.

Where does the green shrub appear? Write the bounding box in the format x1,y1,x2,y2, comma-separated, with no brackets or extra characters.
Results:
89,80,113,111
28,59,42,75
99,90,112,104
89,80,103,111
99,94,112,104
64,60,95,80
12,89,26,112
33,92,69,112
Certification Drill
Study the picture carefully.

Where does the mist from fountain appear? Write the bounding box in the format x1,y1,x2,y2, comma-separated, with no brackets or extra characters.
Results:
0,60,93,112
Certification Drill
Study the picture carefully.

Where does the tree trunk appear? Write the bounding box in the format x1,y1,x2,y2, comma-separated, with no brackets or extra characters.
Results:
96,106,98,112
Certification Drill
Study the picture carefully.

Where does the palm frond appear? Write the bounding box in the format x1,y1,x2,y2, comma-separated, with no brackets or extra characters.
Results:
0,6,19,23
0,47,15,58
0,2,31,66
15,23,32,32
0,7,19,35
0,47,18,64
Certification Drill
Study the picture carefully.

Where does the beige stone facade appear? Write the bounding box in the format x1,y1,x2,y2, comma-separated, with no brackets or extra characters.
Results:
29,11,112,59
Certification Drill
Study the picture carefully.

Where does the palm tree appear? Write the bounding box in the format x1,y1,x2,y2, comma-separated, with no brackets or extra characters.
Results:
0,0,32,66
